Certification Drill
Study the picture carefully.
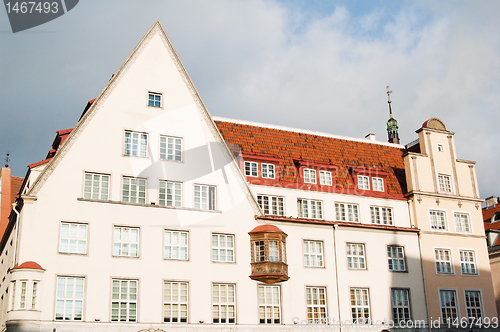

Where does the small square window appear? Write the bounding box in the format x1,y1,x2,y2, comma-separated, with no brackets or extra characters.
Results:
113,226,139,257
122,177,146,204
303,169,316,184
372,177,384,192
346,243,366,269
83,172,109,200
262,164,275,179
430,210,447,230
303,240,324,267
437,144,444,152
319,171,332,186
160,136,182,161
357,175,370,190
164,230,188,260
244,162,258,177
124,131,148,157
59,222,87,254
212,234,235,263
194,184,216,210
148,92,161,107
159,181,182,207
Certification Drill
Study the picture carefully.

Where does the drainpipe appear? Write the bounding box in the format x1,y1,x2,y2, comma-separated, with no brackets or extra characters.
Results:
11,203,20,266
417,232,431,332
333,224,342,332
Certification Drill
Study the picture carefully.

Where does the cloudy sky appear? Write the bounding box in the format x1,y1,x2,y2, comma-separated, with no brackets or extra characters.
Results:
1,0,499,198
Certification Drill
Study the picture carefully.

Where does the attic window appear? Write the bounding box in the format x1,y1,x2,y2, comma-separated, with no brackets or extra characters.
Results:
492,212,500,224
148,92,162,108
437,144,444,152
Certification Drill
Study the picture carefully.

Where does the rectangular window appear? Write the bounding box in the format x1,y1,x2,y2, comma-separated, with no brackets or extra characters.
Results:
148,92,161,107
437,144,444,152
113,226,139,257
122,177,146,204
391,289,411,324
460,250,477,275
347,243,366,269
387,246,406,271
430,210,447,230
244,161,258,177
55,277,84,321
435,249,453,274
306,287,327,324
164,230,188,260
465,291,483,322
370,206,393,225
335,203,359,222
212,234,234,263
258,285,280,324
269,241,279,262
439,290,458,322
372,177,384,192
164,281,188,323
59,222,87,255
159,181,182,207
194,184,216,210
357,175,370,190
19,281,26,309
350,288,370,324
304,240,324,267
255,241,265,262
213,284,235,324
83,172,109,200
124,131,147,157
257,195,284,216
454,213,471,232
31,281,38,310
261,163,275,179
303,169,317,184
319,171,332,186
11,282,15,310
111,279,137,322
438,174,452,193
298,199,323,219
160,136,182,161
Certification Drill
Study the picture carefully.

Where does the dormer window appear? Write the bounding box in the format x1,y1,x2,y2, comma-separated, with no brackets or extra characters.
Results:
357,175,370,190
372,177,384,192
245,162,258,177
304,169,317,184
262,164,275,179
319,171,332,186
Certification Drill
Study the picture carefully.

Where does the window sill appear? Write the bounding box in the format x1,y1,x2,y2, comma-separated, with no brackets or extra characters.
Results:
77,198,222,213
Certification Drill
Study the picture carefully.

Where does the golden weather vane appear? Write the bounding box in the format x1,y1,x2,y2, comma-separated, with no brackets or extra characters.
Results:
386,86,393,115
4,152,10,167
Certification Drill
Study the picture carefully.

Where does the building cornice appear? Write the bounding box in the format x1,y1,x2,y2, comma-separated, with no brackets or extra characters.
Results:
404,190,483,203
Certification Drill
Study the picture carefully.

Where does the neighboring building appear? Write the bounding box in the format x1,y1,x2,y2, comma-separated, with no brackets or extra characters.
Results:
483,196,500,318
0,167,23,239
0,21,495,331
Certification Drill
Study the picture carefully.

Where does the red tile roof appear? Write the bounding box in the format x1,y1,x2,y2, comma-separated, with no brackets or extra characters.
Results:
28,158,52,169
10,176,23,204
249,224,284,233
12,261,44,270
483,204,500,245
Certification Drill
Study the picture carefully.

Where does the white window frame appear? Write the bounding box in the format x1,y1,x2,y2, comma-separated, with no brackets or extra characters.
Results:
194,184,216,211
212,234,235,263
298,199,323,219
19,280,27,309
429,210,447,230
387,246,406,272
148,92,162,107
55,276,85,321
306,286,327,324
31,281,39,310
346,243,366,269
122,177,146,204
303,240,324,267
303,169,317,184
319,171,332,186
464,290,483,322
160,136,182,162
335,202,359,222
439,289,459,323
113,226,139,258
257,194,285,216
261,163,275,179
163,281,188,323
438,173,453,193
391,288,411,324
164,230,188,260
244,161,258,177
159,181,182,207
435,248,453,274
258,285,281,324
10,281,15,310
437,144,444,152
357,175,370,190
372,177,384,192
59,222,88,255
111,279,137,322
459,250,478,275
454,213,471,233
83,172,109,200
350,288,370,324
124,130,148,158
212,283,236,324
370,206,393,225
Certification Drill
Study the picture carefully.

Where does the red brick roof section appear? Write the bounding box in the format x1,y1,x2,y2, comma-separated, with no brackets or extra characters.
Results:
215,120,407,197
249,224,284,233
10,177,23,204
12,261,44,270
483,204,500,246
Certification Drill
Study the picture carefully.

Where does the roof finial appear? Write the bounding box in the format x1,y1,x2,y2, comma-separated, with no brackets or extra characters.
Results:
4,151,10,167
386,86,393,116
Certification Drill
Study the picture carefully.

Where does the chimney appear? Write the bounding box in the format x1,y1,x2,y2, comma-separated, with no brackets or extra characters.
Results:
0,167,12,238
365,133,376,141
485,196,499,209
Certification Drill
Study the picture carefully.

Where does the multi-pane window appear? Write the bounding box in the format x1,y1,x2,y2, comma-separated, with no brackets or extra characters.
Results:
298,199,323,219
113,226,139,257
357,175,370,190
59,222,87,254
55,277,84,321
148,92,161,107
258,285,280,324
347,243,366,269
370,206,393,225
465,291,483,322
454,213,471,232
164,282,188,323
304,169,317,184
164,230,188,260
460,250,477,275
257,195,284,216
124,131,147,157
83,172,109,200
430,210,447,230
306,287,327,324
212,284,235,324
122,177,146,204
335,203,359,222
194,184,216,210
304,240,324,267
212,234,234,263
159,181,182,207
245,161,258,177
438,174,452,193
387,246,406,271
439,290,458,322
350,288,370,324
435,249,453,274
391,289,411,324
111,279,137,322
269,241,279,261
19,281,26,309
372,177,384,191
319,171,332,186
160,136,182,161
255,241,265,262
11,282,15,310
262,164,275,179
31,281,38,310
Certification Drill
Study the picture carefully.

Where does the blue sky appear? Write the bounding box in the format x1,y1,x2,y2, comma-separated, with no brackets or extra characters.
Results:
1,0,499,198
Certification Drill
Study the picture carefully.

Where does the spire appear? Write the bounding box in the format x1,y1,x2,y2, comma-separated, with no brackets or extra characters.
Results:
4,152,9,167
386,86,400,144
